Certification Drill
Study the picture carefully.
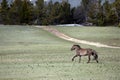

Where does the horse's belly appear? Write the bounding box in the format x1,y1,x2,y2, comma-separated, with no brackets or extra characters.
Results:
80,53,87,56
79,51,88,56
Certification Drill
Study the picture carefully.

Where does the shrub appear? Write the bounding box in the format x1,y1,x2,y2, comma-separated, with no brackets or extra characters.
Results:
118,23,120,28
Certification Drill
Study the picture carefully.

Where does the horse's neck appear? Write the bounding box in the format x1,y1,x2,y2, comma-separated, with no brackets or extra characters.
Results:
75,48,81,51
75,48,81,55
77,47,81,50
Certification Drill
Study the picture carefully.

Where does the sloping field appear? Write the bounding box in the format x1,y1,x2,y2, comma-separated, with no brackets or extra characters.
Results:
55,26,120,47
0,25,120,80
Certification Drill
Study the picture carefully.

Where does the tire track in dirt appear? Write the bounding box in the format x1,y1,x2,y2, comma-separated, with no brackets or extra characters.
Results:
35,26,120,49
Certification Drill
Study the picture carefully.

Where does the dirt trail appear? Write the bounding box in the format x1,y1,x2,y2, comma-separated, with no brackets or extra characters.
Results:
35,26,120,49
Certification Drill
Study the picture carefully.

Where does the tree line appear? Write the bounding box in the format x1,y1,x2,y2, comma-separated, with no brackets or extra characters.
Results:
0,0,120,26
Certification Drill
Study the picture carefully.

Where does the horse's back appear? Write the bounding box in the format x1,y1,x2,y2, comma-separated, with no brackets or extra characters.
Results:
79,48,95,56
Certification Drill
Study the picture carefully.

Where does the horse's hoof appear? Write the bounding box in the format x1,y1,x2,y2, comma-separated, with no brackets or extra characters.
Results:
72,59,74,61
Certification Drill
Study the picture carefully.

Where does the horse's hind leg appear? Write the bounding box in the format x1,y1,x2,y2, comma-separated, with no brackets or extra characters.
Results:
79,56,81,63
96,59,98,63
87,55,91,63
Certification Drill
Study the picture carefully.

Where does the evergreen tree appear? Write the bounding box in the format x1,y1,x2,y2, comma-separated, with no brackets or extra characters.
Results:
96,0,105,26
50,2,62,24
44,0,53,25
73,6,84,24
35,0,45,24
9,0,23,24
114,0,120,24
70,7,76,23
103,0,111,25
9,0,33,24
103,1,118,25
60,1,71,24
87,1,98,25
81,0,90,22
0,0,9,24
0,5,2,23
21,0,33,24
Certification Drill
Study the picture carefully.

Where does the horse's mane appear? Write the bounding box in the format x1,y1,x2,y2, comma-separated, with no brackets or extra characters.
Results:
74,45,81,49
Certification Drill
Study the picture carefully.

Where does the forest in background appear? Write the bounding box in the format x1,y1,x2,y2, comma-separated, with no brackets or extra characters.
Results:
0,0,120,26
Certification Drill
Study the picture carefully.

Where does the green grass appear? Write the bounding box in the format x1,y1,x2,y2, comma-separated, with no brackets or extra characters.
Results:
54,26,120,47
0,25,120,80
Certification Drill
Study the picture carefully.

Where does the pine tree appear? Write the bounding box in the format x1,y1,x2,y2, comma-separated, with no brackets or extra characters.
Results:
0,5,2,23
50,2,61,24
73,6,84,24
21,0,33,24
114,0,120,24
35,0,45,24
0,0,9,24
9,0,23,24
96,0,105,26
87,2,98,25
44,0,53,25
48,0,53,23
103,1,118,25
81,0,90,22
60,1,71,24
9,0,33,24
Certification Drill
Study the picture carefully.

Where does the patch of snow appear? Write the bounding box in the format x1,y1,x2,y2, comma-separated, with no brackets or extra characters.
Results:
56,24,83,27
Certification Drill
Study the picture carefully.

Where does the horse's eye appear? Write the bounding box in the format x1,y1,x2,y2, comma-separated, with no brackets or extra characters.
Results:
73,48,75,49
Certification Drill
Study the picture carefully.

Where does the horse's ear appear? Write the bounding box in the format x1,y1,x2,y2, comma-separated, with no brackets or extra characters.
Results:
77,45,81,48
79,45,81,48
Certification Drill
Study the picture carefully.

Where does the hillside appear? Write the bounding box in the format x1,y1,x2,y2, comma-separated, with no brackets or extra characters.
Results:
0,25,120,80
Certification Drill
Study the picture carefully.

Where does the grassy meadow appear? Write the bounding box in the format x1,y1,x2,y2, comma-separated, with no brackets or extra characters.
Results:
55,26,120,47
0,25,120,80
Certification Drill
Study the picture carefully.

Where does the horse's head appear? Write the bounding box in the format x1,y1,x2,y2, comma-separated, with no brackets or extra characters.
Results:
71,45,81,51
71,45,76,51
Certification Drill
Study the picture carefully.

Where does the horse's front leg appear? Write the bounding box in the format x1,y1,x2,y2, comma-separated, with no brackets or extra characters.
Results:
87,55,91,63
72,55,78,61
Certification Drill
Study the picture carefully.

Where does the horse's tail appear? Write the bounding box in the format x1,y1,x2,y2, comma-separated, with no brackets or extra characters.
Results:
92,50,98,60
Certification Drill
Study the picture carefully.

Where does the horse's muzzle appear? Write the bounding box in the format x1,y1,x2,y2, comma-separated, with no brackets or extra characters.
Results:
71,48,75,51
